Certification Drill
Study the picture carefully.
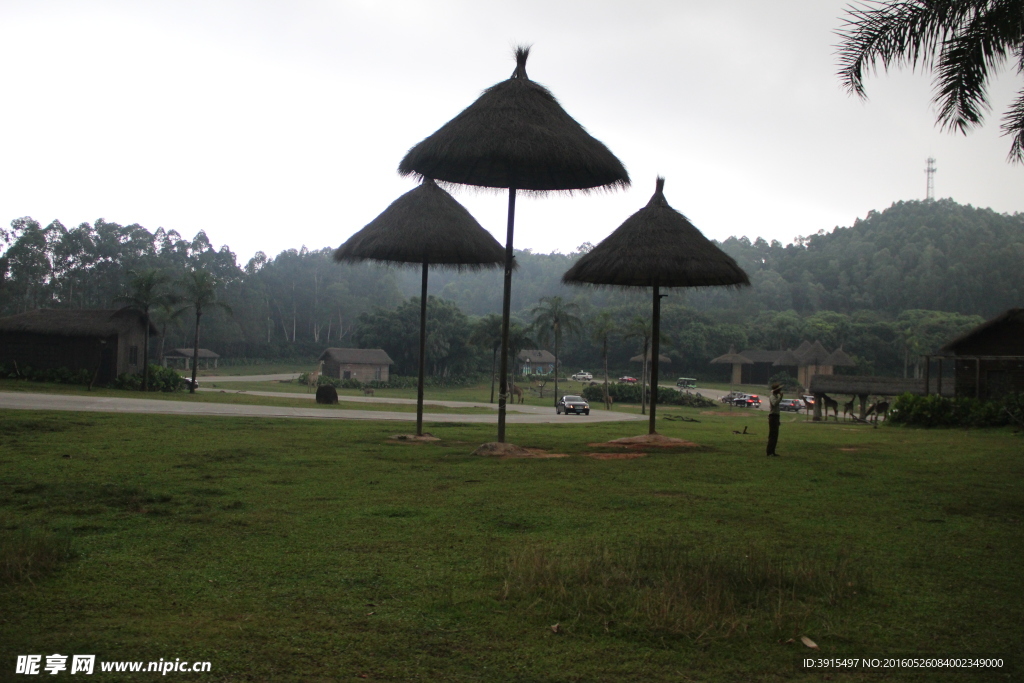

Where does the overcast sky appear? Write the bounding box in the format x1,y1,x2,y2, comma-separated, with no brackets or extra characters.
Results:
2,0,1021,264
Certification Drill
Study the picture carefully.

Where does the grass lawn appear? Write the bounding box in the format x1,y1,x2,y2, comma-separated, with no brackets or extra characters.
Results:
1,408,1021,681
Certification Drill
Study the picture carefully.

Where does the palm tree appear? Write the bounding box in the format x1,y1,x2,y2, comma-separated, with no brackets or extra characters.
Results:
470,314,504,403
178,270,231,394
589,311,617,409
836,0,1024,163
114,269,169,392
151,294,185,367
530,296,584,406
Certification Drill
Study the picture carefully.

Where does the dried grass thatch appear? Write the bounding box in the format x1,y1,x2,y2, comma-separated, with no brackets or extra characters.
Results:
333,179,504,268
562,178,751,289
398,47,629,193
798,340,831,365
824,346,856,367
711,348,753,365
0,308,157,336
630,353,671,363
772,348,802,367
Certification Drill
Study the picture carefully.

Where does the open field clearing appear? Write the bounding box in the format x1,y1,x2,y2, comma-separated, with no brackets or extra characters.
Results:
1,407,1021,681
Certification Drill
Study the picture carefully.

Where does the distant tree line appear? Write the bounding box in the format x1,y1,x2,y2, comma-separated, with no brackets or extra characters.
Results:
0,199,1017,381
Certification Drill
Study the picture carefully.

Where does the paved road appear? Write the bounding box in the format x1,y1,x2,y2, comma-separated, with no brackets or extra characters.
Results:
0,391,645,424
191,373,301,382
198,388,557,414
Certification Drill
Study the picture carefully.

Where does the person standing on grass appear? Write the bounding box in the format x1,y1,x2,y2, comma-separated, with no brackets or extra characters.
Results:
767,382,783,457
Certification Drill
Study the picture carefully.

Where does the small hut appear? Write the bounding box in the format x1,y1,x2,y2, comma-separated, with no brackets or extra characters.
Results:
163,348,220,370
319,348,394,382
0,308,156,384
517,349,556,375
399,46,630,444
930,308,1024,399
564,177,749,435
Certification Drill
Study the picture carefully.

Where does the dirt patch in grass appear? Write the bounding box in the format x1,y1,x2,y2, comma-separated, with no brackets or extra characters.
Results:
589,434,700,449
584,452,647,460
388,434,441,443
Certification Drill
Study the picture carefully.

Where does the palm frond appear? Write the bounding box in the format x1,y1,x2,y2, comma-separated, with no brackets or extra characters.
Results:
1000,87,1024,162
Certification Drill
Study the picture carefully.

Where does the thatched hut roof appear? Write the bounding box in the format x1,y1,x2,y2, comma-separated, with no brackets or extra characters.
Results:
333,179,504,268
824,346,856,367
398,47,629,192
319,348,394,365
794,340,812,358
798,340,831,365
562,178,751,289
773,348,802,367
517,349,556,363
630,352,671,363
711,349,753,365
809,375,925,396
0,308,157,336
937,308,1024,356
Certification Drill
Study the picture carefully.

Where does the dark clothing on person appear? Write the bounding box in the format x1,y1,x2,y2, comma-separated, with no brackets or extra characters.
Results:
767,413,780,456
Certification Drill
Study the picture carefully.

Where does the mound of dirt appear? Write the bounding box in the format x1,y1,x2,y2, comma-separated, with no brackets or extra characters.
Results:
388,434,440,442
472,442,532,457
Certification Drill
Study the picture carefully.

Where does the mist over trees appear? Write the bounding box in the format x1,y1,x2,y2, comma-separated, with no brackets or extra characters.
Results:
0,199,1019,381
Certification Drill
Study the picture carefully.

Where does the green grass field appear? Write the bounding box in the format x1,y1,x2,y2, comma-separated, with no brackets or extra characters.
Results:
1,400,1021,681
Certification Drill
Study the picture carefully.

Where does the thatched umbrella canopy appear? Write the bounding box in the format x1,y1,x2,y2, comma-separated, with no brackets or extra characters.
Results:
399,46,630,444
564,177,750,434
711,347,753,385
773,348,801,367
334,178,504,436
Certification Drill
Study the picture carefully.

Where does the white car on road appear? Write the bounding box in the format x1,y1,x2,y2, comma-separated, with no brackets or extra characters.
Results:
570,371,593,381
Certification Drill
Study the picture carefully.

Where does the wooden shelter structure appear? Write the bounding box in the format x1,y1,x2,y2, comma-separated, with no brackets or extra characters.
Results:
809,374,928,421
399,46,630,443
163,347,219,370
517,349,556,375
564,177,749,434
926,308,1024,400
711,348,754,384
318,348,394,382
333,178,503,436
0,308,156,384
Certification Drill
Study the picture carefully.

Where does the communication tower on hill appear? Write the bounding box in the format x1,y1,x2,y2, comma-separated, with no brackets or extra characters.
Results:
925,157,937,200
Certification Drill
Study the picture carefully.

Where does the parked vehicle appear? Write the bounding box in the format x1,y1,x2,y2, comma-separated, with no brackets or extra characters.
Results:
571,371,593,381
676,377,697,389
618,376,638,384
779,398,805,412
733,394,761,408
182,377,199,390
556,395,590,415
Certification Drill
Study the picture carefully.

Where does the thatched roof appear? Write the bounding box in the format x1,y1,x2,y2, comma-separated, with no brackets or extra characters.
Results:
562,178,751,289
794,340,812,358
517,349,556,363
824,346,856,367
398,47,629,193
333,179,505,268
319,348,394,365
711,349,753,365
937,308,1024,356
630,352,671,363
773,349,802,366
0,308,157,337
809,375,926,396
798,340,831,365
739,349,784,363
166,348,220,359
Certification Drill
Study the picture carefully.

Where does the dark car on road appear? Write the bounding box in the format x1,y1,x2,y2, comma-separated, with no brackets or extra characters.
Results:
734,394,761,408
556,395,590,415
720,391,744,404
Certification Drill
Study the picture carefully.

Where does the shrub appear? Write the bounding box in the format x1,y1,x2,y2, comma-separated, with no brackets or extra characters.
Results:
1,527,77,584
583,383,716,408
889,392,1023,428
1,363,92,385
113,365,185,392
768,372,801,393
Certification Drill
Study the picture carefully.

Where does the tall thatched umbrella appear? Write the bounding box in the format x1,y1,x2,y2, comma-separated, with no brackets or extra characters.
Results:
334,178,504,436
399,46,629,443
564,177,750,435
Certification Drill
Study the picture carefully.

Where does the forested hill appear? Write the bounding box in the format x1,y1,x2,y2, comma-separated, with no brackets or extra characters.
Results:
415,199,1024,320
